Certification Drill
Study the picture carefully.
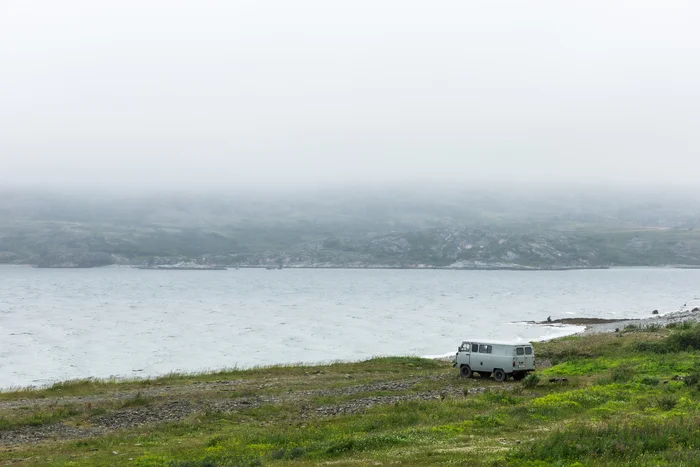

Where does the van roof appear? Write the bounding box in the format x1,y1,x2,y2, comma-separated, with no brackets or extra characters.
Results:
461,339,533,346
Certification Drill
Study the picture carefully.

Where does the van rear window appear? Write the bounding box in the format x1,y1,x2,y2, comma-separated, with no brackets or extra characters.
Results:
516,347,524,355
525,347,533,355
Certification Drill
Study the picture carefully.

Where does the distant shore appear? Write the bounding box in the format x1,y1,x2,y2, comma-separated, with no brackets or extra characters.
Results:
23,264,615,271
13,264,700,272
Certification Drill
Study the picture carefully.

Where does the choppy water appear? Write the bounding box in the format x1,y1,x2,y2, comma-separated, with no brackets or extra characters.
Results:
1,266,699,389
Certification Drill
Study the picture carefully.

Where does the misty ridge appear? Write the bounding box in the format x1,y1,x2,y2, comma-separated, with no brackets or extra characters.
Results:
1,184,699,269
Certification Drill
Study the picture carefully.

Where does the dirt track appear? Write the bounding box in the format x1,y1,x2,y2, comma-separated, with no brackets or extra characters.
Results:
0,372,499,447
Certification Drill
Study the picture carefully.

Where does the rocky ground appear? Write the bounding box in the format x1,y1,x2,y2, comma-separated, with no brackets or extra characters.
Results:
577,307,700,335
0,366,500,448
521,308,700,337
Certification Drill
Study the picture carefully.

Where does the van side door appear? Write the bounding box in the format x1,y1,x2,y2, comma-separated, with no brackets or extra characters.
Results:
474,344,494,371
470,343,481,370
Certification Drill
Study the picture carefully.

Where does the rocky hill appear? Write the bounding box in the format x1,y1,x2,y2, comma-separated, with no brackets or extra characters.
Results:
1,187,699,269
202,227,700,269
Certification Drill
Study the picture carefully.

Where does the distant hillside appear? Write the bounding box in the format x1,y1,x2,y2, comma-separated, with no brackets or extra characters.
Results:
212,227,700,269
1,187,699,268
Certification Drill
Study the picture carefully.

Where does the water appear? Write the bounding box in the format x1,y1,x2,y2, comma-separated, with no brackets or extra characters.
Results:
1,266,698,389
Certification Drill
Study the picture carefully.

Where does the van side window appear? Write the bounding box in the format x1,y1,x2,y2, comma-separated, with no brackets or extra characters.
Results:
525,347,533,355
472,344,479,353
516,347,524,355
479,344,492,354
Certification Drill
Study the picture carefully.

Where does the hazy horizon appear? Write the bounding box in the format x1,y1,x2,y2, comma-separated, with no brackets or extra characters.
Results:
2,1,699,190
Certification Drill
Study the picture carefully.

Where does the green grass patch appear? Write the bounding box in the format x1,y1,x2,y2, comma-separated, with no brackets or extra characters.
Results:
0,406,81,431
512,416,700,465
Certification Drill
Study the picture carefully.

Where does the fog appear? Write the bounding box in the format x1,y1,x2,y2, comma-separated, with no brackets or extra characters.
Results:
1,1,699,190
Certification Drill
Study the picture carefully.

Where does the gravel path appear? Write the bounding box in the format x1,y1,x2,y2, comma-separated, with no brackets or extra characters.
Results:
0,374,488,446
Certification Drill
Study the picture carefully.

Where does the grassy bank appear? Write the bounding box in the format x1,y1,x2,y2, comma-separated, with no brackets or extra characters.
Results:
2,323,700,466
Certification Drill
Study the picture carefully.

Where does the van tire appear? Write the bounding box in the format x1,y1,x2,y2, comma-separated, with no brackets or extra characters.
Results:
493,369,506,382
460,365,473,378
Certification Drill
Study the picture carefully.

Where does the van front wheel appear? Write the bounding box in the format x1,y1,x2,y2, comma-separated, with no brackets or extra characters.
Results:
460,365,473,378
493,369,506,382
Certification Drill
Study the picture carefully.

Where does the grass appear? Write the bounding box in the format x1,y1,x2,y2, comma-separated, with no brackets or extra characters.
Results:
0,406,81,431
2,326,700,466
514,416,700,465
121,392,152,408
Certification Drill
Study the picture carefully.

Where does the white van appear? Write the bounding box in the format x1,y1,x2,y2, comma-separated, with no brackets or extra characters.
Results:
453,339,535,382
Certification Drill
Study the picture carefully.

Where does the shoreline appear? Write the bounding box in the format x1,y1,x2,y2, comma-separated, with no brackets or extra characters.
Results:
24,264,611,271
575,307,700,335
3,313,686,392
3,311,699,392
12,264,700,271
526,307,700,337
5,263,700,271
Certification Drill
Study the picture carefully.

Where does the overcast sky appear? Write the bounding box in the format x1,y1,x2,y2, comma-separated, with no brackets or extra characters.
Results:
1,1,698,190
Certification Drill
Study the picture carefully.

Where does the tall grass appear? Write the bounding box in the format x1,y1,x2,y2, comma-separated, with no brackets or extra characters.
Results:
514,417,700,463
637,323,700,354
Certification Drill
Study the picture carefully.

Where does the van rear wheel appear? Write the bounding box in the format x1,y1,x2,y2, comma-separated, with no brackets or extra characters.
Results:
493,369,506,382
460,365,473,378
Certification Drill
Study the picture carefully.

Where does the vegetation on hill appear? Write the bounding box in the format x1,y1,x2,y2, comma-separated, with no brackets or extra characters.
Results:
1,187,700,268
2,323,700,465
